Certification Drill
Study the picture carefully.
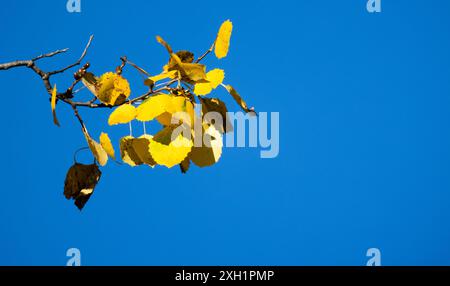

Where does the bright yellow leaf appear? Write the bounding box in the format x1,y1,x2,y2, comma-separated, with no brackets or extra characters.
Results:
99,133,115,160
50,84,60,127
108,104,137,125
194,69,225,95
193,83,213,96
144,70,178,86
215,20,233,59
136,93,172,122
207,69,225,88
150,125,193,168
96,72,131,106
136,94,194,127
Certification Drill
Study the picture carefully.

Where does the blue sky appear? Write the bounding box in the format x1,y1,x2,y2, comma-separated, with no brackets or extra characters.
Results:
1,0,450,266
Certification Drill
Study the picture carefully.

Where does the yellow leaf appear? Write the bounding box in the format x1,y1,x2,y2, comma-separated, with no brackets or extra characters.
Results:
100,133,115,160
215,20,233,59
136,94,194,126
190,125,223,167
207,69,225,88
96,72,131,106
150,125,193,168
177,63,208,83
224,84,256,114
120,136,143,167
136,93,172,122
108,104,137,125
193,82,213,96
83,128,108,166
132,135,157,167
64,163,101,210
194,69,225,95
156,96,195,127
50,84,60,127
156,35,173,54
144,70,178,86
119,135,157,167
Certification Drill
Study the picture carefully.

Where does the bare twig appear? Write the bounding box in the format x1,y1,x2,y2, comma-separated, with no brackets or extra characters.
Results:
0,48,69,70
0,35,178,132
48,35,94,75
195,41,215,63
32,48,69,61
124,58,150,76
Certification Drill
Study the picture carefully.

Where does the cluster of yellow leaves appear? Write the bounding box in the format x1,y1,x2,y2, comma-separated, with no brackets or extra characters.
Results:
64,20,254,176
57,19,257,210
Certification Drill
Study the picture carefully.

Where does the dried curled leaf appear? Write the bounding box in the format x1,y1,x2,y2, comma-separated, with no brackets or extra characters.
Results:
176,51,194,63
100,132,115,160
64,163,101,210
180,156,190,174
83,128,108,166
50,84,60,127
215,20,233,59
108,104,137,125
194,69,225,96
190,125,223,167
81,72,98,95
156,36,208,84
149,125,193,168
223,84,255,114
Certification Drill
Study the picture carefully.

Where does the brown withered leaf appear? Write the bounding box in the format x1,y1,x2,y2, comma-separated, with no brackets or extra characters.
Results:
179,156,191,174
176,51,194,63
224,85,256,115
199,97,233,133
81,72,98,96
64,163,102,210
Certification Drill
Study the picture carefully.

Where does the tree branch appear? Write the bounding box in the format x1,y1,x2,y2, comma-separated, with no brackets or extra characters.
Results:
48,35,94,75
195,41,215,63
